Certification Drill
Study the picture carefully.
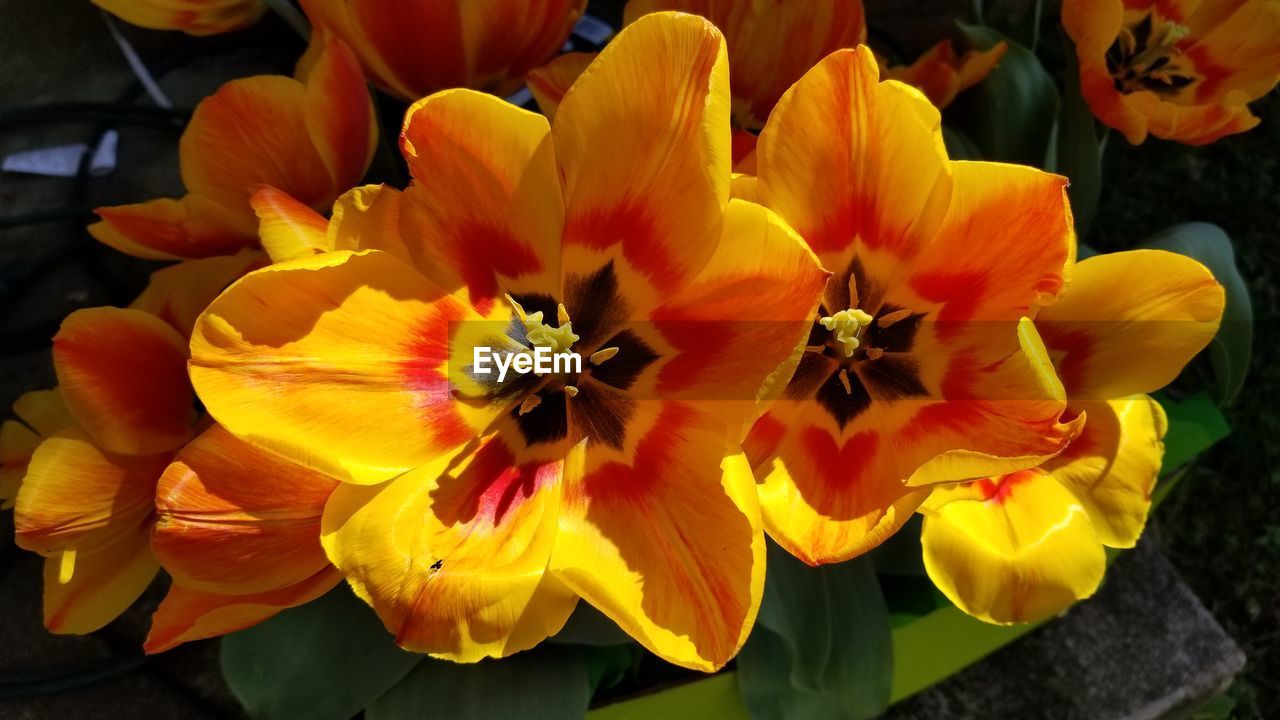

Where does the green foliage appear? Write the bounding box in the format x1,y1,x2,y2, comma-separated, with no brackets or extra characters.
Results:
947,24,1060,167
736,542,892,720
367,646,591,720
1142,223,1254,405
1055,43,1105,238
220,586,422,720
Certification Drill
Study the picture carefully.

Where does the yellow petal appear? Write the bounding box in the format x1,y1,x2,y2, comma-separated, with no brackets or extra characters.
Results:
1044,396,1166,548
921,468,1105,624
190,250,505,485
551,401,765,672
252,186,332,263
321,431,578,662
1036,249,1225,400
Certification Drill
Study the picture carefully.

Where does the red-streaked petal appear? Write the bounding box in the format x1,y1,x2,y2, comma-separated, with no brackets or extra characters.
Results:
53,307,194,456
144,568,342,654
550,400,764,672
555,12,732,294
153,425,338,595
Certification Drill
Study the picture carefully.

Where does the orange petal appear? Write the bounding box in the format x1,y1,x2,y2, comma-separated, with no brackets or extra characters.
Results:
648,199,827,409
129,250,265,338
745,404,931,565
397,89,563,305
321,429,578,661
299,37,378,193
756,47,953,269
144,568,342,654
1035,249,1224,400
551,401,765,672
14,429,166,554
41,524,159,634
90,196,255,261
624,0,867,130
89,0,266,35
190,250,506,485
527,51,596,121
555,12,731,293
53,307,194,456
251,186,332,263
153,425,338,596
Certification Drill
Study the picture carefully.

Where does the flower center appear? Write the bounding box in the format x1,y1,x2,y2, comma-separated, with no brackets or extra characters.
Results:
505,294,621,415
1107,14,1197,97
819,308,873,357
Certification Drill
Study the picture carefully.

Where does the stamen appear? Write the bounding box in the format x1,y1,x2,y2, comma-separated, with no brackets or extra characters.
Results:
58,548,77,585
847,272,860,310
804,344,827,354
878,308,912,328
589,347,620,365
564,385,579,397
819,308,873,357
519,394,543,416
507,294,580,352
866,347,884,361
837,368,854,395
1130,21,1190,71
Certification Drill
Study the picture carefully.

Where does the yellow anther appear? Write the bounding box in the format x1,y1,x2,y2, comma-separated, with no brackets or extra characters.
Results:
819,308,873,357
1131,20,1191,71
519,394,543,416
564,385,579,397
878,308,912,328
589,347,619,365
58,548,77,585
507,294,580,352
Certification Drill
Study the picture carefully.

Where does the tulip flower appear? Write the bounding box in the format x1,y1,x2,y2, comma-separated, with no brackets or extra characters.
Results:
5,253,337,639
189,13,828,671
739,47,1082,566
1064,0,1280,144
297,0,587,102
623,0,867,131
880,39,1008,109
90,0,265,35
921,250,1224,624
89,38,376,261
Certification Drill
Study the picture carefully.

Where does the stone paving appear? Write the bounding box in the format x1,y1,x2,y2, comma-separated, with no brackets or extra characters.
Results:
0,1,1244,718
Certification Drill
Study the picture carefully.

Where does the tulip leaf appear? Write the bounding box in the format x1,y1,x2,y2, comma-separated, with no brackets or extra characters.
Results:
367,646,591,720
1055,42,1105,239
947,24,1061,168
1141,223,1254,405
220,585,423,720
551,602,634,647
736,542,892,720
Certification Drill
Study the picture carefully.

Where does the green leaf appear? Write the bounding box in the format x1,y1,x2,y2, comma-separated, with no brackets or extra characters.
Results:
1156,390,1232,474
1055,41,1105,239
1142,222,1254,405
736,542,892,720
367,646,590,720
221,585,423,720
947,24,1061,167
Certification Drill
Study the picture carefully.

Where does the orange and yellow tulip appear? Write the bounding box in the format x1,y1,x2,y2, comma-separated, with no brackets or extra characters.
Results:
921,249,1224,623
298,0,587,102
6,253,339,641
623,0,867,131
189,13,828,671
90,0,266,35
1064,0,1280,144
880,39,1008,109
89,38,376,261
737,47,1082,566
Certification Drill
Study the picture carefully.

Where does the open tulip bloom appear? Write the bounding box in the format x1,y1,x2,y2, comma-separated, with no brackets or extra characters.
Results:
0,2,1247,712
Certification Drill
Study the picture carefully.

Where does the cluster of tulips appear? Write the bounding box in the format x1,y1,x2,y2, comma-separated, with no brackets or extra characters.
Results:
2,0,1274,695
